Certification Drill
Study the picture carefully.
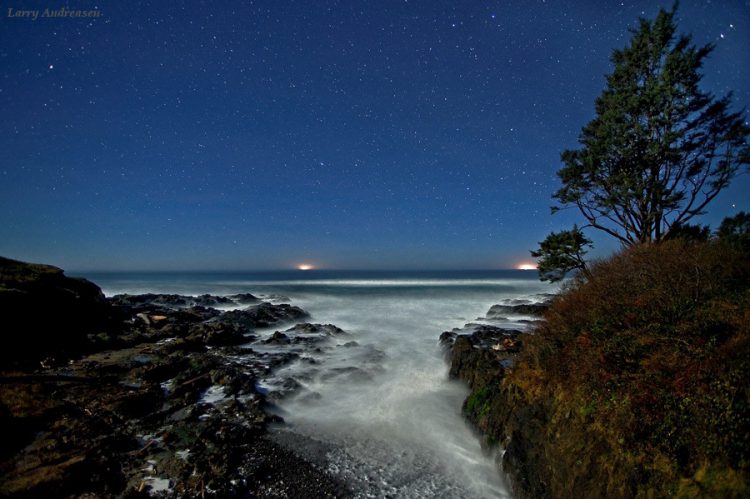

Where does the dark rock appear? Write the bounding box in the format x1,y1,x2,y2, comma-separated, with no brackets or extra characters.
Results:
112,293,239,312
218,302,309,329
285,323,346,336
0,258,347,498
264,332,291,345
502,402,553,499
0,257,117,363
110,293,191,309
271,323,349,346
228,293,260,304
267,377,305,400
486,302,549,318
194,294,233,307
186,322,247,346
439,331,457,348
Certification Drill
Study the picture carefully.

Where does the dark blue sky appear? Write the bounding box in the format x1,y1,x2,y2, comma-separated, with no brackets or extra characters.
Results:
1,0,749,271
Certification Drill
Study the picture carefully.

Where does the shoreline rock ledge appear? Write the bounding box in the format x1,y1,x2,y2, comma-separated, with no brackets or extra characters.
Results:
0,256,348,497
440,300,551,498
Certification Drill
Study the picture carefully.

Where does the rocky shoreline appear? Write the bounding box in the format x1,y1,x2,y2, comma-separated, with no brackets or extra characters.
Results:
439,299,551,498
0,257,350,497
1,255,559,497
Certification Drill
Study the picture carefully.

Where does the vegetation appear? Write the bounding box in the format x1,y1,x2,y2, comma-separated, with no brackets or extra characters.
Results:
718,211,750,253
533,6,750,279
530,226,592,282
506,238,750,497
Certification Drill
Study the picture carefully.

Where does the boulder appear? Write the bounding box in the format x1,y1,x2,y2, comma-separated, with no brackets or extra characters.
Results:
285,323,346,336
111,293,236,311
0,256,117,363
264,332,291,345
228,293,260,304
217,302,309,329
186,322,247,346
443,325,523,390
194,294,234,307
486,302,549,318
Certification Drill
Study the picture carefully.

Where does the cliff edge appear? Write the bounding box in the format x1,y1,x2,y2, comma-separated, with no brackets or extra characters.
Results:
444,240,750,498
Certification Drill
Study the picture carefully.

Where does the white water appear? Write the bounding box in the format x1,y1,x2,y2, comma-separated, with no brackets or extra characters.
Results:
94,272,556,497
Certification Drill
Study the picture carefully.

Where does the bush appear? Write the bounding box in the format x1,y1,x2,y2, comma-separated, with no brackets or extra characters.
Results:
511,239,750,496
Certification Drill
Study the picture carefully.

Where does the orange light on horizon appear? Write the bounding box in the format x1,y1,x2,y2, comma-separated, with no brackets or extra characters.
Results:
297,264,315,271
517,263,537,270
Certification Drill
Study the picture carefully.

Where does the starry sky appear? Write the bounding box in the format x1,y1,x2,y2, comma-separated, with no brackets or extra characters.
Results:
1,0,749,271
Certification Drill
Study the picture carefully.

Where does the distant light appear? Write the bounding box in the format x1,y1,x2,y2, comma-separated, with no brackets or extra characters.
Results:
517,263,537,270
297,264,315,271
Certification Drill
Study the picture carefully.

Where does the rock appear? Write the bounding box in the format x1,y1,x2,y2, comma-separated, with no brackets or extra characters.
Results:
439,331,457,348
285,323,346,336
264,332,291,345
218,302,309,329
442,325,523,391
194,294,234,307
0,256,117,363
228,293,260,304
112,293,244,311
186,322,247,346
272,323,348,346
110,293,191,309
486,302,549,318
0,258,347,498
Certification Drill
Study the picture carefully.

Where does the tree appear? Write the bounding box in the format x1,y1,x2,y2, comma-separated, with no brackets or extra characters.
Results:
533,5,750,279
717,211,750,253
663,221,710,242
531,227,592,282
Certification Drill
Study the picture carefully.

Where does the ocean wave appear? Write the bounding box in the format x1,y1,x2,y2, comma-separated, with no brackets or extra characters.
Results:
212,279,532,287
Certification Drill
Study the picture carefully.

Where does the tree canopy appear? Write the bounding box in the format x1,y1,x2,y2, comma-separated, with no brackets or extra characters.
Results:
533,5,750,281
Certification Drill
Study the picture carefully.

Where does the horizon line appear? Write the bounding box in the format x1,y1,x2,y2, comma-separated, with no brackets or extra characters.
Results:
72,267,539,274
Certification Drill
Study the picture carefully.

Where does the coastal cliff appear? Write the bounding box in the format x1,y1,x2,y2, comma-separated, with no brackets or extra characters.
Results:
443,240,750,498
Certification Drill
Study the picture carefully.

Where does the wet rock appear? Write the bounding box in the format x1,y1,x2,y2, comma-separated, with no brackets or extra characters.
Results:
111,293,236,310
228,292,260,304
264,332,292,345
218,302,309,329
267,323,349,346
486,302,549,318
110,293,191,309
186,322,247,346
0,259,346,498
442,325,523,390
285,323,346,336
267,378,305,400
193,294,234,307
439,331,457,348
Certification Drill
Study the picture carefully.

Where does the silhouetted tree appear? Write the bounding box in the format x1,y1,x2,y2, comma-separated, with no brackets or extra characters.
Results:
717,211,750,253
533,5,749,279
531,227,592,282
664,222,710,242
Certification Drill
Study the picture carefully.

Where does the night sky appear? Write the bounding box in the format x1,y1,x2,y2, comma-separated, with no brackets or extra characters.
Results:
1,1,749,271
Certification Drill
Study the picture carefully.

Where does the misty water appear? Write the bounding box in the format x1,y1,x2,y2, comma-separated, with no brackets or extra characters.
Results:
92,270,557,498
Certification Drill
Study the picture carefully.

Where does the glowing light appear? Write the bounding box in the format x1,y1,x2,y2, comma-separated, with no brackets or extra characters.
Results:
297,264,315,271
517,263,537,270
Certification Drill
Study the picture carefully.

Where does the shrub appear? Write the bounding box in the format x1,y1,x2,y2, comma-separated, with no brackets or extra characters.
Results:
511,239,750,495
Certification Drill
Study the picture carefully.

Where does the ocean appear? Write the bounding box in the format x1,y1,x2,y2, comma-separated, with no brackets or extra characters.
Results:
85,270,558,498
